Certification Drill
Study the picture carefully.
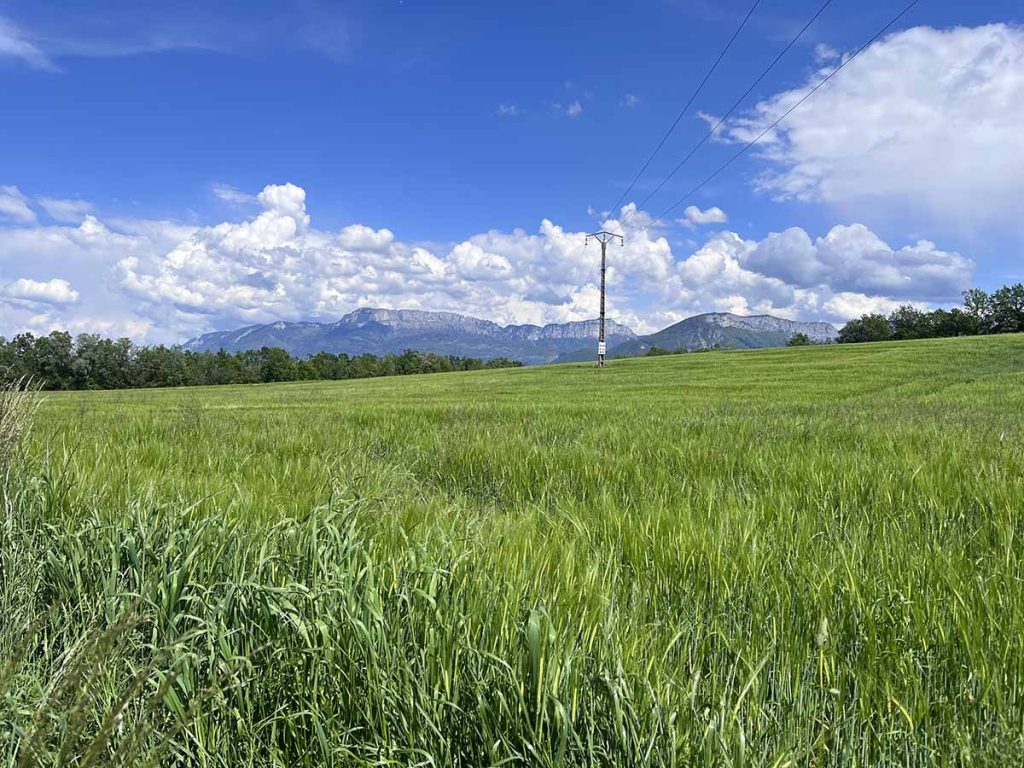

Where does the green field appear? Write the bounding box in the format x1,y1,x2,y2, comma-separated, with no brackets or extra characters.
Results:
4,335,1024,766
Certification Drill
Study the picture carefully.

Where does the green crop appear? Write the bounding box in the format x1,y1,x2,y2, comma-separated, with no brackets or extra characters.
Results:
3,335,1024,766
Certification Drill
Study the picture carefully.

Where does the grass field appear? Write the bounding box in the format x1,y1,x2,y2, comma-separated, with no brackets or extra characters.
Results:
3,335,1024,766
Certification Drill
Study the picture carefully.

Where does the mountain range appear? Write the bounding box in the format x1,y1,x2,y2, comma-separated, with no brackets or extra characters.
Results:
184,308,838,365
183,308,637,366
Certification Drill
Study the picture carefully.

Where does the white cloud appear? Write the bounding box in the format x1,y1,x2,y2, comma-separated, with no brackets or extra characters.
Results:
0,16,56,70
256,183,308,225
212,183,258,205
0,183,974,340
338,224,395,252
110,186,687,336
4,278,80,306
680,205,728,227
822,292,922,320
697,111,726,137
622,93,641,107
449,242,514,280
496,104,519,117
0,308,150,340
37,197,93,223
566,100,583,118
813,43,839,64
742,224,972,301
672,232,800,317
0,213,194,342
0,6,358,72
724,24,1024,233
0,12,214,70
0,186,36,223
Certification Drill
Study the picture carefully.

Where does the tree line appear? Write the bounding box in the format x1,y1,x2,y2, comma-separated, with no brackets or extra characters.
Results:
837,284,1024,344
0,332,522,391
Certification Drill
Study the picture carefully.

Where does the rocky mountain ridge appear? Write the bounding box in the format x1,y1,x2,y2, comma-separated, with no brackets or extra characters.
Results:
184,309,637,365
186,309,837,365
595,312,837,360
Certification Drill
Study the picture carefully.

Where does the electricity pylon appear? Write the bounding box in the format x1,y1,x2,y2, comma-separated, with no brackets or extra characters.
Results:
585,231,624,367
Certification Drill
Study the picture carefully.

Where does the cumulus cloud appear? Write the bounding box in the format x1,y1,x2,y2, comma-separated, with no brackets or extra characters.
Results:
822,292,924,320
680,205,728,227
742,224,971,301
723,24,1024,232
496,104,519,117
0,182,974,341
0,213,194,342
338,224,395,252
115,184,605,333
565,100,583,118
0,186,36,223
4,278,80,306
38,197,93,222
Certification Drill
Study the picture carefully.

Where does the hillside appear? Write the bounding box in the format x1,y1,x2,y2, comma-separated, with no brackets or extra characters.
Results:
596,312,837,359
184,308,637,365
14,335,1024,765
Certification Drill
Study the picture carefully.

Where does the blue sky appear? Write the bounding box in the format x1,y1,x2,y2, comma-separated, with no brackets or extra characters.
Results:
1,0,1022,341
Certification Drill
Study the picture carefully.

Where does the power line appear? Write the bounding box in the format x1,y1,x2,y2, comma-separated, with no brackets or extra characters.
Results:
628,0,923,240
605,0,763,218
573,0,765,325
562,0,822,337
615,0,835,232
570,0,920,351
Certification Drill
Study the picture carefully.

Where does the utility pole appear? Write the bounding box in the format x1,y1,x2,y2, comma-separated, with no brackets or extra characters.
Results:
585,231,624,368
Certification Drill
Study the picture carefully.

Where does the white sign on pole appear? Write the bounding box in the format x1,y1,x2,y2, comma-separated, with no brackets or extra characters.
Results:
598,341,607,355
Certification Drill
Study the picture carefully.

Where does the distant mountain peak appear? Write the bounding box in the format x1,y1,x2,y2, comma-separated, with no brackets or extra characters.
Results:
333,308,504,334
689,312,837,336
591,312,837,361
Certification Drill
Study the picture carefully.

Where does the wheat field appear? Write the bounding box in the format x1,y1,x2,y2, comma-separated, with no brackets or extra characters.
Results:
3,335,1024,766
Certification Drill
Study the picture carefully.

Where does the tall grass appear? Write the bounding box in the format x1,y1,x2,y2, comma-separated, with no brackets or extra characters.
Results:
1,379,207,767
0,378,36,491
3,335,1024,765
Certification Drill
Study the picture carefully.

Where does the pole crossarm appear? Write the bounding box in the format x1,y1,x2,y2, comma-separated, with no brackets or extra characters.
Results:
585,231,624,368
585,231,624,247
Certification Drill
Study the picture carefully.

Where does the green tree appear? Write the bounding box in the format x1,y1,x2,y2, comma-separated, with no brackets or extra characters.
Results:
24,332,76,390
962,288,993,333
132,345,189,388
837,314,893,344
888,306,937,340
72,334,134,389
930,308,979,338
989,283,1024,334
259,347,296,382
787,333,812,347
